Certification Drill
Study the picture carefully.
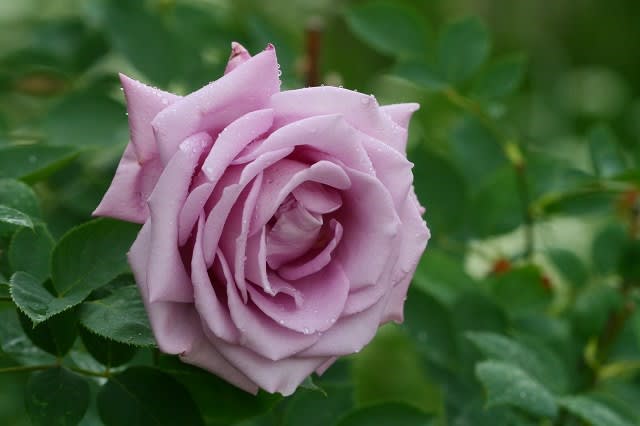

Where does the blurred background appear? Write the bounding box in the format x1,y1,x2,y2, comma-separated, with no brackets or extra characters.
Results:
1,0,640,425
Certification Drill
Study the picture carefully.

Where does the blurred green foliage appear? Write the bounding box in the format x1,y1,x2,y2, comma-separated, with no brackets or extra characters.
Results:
1,0,640,425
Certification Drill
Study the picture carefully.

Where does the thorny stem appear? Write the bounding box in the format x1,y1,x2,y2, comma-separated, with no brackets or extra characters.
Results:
442,87,535,259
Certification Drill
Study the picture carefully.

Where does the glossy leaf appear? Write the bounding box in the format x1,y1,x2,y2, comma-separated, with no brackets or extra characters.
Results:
344,1,430,58
79,285,154,347
9,223,55,282
25,367,89,426
337,402,433,426
472,54,526,100
0,205,33,229
475,360,557,418
97,367,204,426
437,17,490,83
10,272,84,325
559,395,634,426
0,144,78,182
79,326,137,367
51,218,139,303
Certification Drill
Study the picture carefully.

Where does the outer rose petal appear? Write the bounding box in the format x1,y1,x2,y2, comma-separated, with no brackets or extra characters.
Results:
380,103,420,130
224,42,252,74
93,74,180,223
146,132,213,304
128,223,198,354
152,46,280,164
381,188,430,323
271,87,409,152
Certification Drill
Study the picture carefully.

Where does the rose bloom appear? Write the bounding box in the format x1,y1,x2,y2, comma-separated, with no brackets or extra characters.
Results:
94,43,429,395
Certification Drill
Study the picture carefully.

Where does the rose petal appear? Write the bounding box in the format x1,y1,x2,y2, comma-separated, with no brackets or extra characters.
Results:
380,103,419,131
191,214,240,343
361,135,413,210
333,167,400,291
251,160,351,236
93,144,162,223
277,219,343,281
203,148,293,266
128,222,197,354
152,46,280,164
381,188,430,323
266,200,323,269
218,249,320,361
146,132,213,303
247,261,349,334
292,181,342,214
300,291,393,357
178,182,214,246
233,114,374,176
271,87,407,152
244,227,304,304
208,331,329,396
180,329,259,394
202,108,274,185
224,41,252,74
119,73,181,161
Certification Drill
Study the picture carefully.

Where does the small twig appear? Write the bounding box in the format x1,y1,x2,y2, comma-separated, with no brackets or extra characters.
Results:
304,17,323,87
442,87,534,258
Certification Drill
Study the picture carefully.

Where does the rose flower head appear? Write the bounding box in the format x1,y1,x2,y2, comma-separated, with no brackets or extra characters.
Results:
94,42,430,395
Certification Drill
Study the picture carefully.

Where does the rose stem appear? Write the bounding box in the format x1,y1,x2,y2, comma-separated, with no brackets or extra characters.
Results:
305,17,323,87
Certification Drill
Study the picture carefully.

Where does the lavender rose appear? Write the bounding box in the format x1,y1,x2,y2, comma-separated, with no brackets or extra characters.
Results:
94,42,430,395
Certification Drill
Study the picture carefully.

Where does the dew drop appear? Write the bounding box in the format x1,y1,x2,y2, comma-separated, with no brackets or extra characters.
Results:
277,70,282,77
303,327,310,335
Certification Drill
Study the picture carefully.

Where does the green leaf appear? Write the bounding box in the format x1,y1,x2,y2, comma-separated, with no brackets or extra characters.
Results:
0,309,56,365
449,116,507,188
353,327,443,413
394,61,447,91
619,240,640,284
344,1,430,58
559,395,634,426
79,284,154,347
25,367,90,426
404,287,458,368
0,204,33,229
10,272,85,325
587,124,627,178
336,402,433,426
159,356,279,425
411,249,474,306
51,218,139,301
547,248,588,288
18,309,77,357
283,384,354,426
469,166,522,238
0,144,78,182
437,17,490,84
486,266,552,315
79,326,137,367
41,92,127,147
9,223,55,282
592,223,627,275
410,147,469,235
472,54,526,100
466,332,569,394
97,367,204,426
93,0,191,87
572,284,622,338
475,360,557,418
0,178,41,218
